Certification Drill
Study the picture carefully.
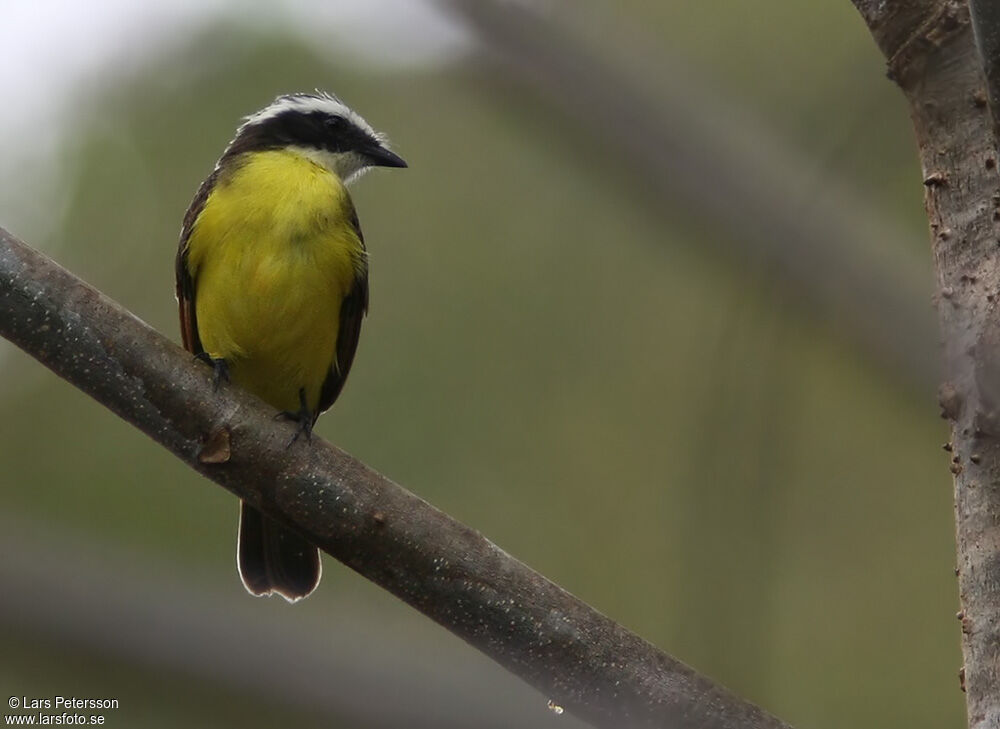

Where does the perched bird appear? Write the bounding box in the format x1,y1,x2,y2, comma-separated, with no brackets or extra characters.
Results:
175,92,406,601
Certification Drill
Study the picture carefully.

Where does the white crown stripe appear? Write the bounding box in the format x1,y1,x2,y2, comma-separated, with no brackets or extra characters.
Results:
238,92,382,143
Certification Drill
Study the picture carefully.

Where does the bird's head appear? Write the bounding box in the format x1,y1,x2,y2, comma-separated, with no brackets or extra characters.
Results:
224,91,407,183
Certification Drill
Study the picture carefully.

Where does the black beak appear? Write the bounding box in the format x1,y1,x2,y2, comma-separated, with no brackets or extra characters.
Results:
365,145,408,169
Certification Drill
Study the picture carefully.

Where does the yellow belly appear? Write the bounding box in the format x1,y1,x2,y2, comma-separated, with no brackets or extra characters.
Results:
185,150,364,413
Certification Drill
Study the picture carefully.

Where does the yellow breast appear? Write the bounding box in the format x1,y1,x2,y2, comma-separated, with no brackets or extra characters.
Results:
185,149,365,412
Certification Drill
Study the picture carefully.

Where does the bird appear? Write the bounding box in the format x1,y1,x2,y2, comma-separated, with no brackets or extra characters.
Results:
175,92,406,601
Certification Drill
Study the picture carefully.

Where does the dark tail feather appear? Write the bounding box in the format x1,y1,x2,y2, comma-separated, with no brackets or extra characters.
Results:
237,501,321,602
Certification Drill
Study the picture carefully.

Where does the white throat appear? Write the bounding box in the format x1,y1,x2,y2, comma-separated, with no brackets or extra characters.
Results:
289,146,370,185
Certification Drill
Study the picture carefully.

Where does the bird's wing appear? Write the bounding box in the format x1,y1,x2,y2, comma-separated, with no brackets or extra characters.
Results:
316,206,369,418
175,169,219,355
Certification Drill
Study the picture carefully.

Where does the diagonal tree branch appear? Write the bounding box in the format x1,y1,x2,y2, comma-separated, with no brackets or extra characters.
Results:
851,1,1000,727
0,225,794,729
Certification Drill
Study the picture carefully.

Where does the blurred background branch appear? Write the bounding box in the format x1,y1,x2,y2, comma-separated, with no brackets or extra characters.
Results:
0,227,794,729
0,514,588,729
970,0,1000,145
442,0,937,389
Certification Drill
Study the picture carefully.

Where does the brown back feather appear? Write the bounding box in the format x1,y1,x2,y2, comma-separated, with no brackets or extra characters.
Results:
175,168,221,355
317,204,369,419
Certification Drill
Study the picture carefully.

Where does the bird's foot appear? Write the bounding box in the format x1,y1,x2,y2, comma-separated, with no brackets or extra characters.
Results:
275,388,314,447
194,353,230,391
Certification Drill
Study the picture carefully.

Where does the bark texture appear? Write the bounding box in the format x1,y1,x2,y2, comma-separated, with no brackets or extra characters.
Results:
853,2,1000,726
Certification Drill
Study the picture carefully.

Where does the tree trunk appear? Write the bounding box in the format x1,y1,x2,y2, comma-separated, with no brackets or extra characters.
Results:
852,1,1000,726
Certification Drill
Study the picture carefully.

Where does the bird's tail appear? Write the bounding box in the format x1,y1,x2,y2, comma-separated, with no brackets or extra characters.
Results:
237,501,321,602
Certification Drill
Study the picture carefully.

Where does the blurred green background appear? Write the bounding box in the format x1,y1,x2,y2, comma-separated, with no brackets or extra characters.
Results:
0,1,960,728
